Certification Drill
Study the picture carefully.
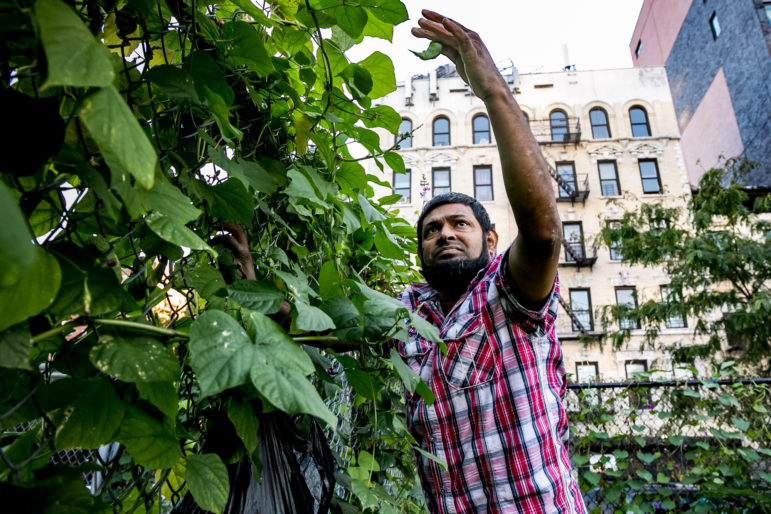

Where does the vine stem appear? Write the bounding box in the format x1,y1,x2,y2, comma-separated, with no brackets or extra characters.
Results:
31,319,189,344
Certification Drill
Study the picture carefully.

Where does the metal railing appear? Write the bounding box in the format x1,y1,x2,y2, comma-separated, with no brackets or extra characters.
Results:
529,118,582,144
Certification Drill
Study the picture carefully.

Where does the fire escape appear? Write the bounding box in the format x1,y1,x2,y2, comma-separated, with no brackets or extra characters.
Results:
557,295,605,340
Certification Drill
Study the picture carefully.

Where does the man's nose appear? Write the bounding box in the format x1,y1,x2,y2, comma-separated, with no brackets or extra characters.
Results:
439,225,456,240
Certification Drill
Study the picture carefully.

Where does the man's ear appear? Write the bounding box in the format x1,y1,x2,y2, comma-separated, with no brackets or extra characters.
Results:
486,229,498,257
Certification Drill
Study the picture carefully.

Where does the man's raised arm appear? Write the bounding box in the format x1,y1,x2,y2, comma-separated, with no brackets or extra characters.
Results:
412,10,562,307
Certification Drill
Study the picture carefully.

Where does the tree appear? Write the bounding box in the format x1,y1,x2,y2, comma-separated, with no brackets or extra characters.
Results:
599,158,771,371
0,0,438,511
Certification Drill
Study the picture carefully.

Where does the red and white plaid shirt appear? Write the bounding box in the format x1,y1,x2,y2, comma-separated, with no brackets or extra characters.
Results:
397,253,586,513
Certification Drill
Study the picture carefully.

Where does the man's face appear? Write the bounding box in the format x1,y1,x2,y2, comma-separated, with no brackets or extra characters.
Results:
420,203,488,266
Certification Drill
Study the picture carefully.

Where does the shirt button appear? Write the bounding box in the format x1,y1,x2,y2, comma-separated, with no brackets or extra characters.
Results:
439,487,449,495
429,435,436,443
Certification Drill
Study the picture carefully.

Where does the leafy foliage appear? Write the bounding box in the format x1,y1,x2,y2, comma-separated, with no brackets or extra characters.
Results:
0,0,432,510
598,159,771,371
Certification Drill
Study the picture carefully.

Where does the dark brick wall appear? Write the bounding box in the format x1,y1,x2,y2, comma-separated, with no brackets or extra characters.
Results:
666,0,771,187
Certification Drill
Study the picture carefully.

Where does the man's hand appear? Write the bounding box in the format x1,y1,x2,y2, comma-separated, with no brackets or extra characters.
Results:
211,223,257,281
412,10,508,102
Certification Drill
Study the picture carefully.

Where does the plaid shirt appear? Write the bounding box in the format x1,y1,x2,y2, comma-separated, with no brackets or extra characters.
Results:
397,253,586,513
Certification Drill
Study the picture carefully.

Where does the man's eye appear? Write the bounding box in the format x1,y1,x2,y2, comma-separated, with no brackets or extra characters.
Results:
457,221,468,227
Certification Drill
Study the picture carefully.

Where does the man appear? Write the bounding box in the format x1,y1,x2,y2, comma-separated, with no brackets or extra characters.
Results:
395,11,587,513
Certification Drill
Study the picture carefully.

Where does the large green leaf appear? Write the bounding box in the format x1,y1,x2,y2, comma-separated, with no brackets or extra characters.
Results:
294,301,336,332
204,179,255,225
48,258,131,318
332,5,367,39
89,335,180,383
79,85,157,190
373,222,405,260
227,398,260,455
0,247,61,332
362,9,393,41
0,183,36,287
250,365,337,427
146,212,216,257
36,0,114,88
187,262,227,300
147,65,199,102
189,50,235,106
185,454,230,514
229,0,272,26
245,311,314,375
361,0,408,24
388,349,418,393
55,378,125,450
0,324,31,370
118,407,181,469
227,280,283,314
358,52,396,99
136,381,179,417
208,147,281,194
222,21,275,77
361,105,401,133
318,260,343,299
189,310,254,397
142,176,201,223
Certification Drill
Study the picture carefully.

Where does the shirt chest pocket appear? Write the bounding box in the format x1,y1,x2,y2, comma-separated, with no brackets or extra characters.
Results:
440,322,497,390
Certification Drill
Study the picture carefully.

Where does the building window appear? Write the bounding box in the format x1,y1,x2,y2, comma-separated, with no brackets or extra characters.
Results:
432,116,450,146
549,109,568,142
625,360,650,409
638,159,662,194
765,3,771,25
709,11,721,40
393,169,411,204
562,222,585,261
432,167,450,196
615,287,640,329
629,106,651,137
473,165,493,201
569,289,593,331
662,286,687,328
589,108,611,139
397,118,412,149
598,160,621,196
576,362,600,406
556,162,577,198
472,114,490,144
607,220,623,261
635,40,642,58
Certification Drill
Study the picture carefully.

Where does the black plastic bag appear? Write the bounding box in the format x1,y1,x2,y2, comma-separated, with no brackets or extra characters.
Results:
175,412,337,514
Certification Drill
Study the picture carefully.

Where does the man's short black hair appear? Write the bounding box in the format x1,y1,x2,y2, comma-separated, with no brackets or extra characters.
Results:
416,192,493,254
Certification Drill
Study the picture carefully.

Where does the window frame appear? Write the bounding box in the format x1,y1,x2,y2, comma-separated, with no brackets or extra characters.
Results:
396,118,412,149
598,160,621,197
575,361,600,406
629,106,651,137
393,169,411,204
589,107,611,139
562,222,585,261
625,360,650,409
615,286,640,329
638,159,662,194
661,285,687,329
607,220,623,261
549,109,569,142
569,288,594,332
432,167,451,197
472,114,491,145
432,116,450,147
473,165,494,201
556,161,577,199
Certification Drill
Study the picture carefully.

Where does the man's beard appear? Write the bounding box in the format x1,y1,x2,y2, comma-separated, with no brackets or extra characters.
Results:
421,239,490,297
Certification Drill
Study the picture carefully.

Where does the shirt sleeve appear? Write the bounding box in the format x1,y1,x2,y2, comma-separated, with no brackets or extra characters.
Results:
494,248,560,335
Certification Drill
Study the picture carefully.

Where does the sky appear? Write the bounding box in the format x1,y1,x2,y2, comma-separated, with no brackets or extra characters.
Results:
348,0,645,80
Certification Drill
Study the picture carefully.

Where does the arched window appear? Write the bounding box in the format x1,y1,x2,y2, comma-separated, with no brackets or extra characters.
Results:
432,116,450,146
396,118,412,149
589,107,611,139
629,106,651,137
549,109,568,142
472,114,490,144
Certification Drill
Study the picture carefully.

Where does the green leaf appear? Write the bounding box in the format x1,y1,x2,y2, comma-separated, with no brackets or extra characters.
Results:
56,378,125,450
147,65,199,102
228,280,284,314
185,454,230,513
222,21,275,77
731,416,750,432
388,348,419,393
245,311,314,375
89,334,180,383
227,398,260,455
668,435,683,446
636,451,657,464
583,471,601,486
294,301,336,332
229,0,272,26
0,247,61,332
204,178,255,225
410,315,442,345
0,182,36,288
79,85,157,190
189,310,255,397
36,0,114,88
411,41,443,60
188,262,227,300
358,51,396,99
142,176,201,223
189,51,235,106
332,5,367,39
136,381,179,417
319,261,344,299
361,105,401,133
208,147,281,194
361,9,393,41
119,407,181,469
373,223,405,260
285,168,324,206
384,151,406,174
340,63,373,99
146,212,216,257
250,365,337,427
350,478,379,510
0,323,32,370
346,368,377,400
657,472,670,484
415,377,435,405
362,0,408,24
336,161,368,195
636,470,653,482
357,450,380,472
